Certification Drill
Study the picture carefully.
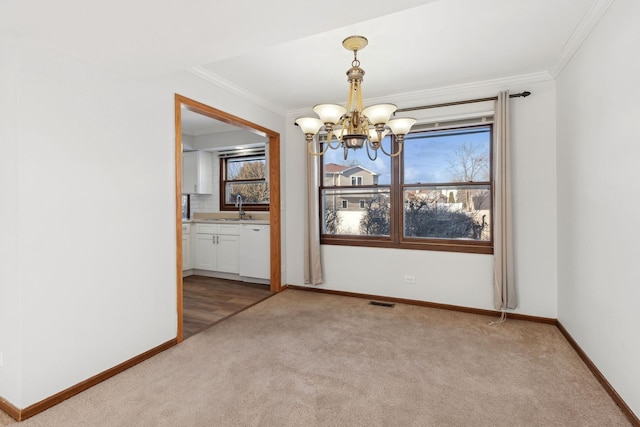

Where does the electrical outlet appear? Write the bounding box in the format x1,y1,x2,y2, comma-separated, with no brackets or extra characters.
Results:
403,275,416,284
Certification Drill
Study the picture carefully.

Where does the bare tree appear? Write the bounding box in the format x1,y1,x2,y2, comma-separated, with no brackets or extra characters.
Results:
404,194,479,239
229,160,268,203
447,141,489,212
359,194,390,236
447,141,489,182
324,201,340,234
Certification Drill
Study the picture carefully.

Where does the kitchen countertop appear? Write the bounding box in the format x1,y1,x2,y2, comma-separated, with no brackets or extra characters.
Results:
183,218,270,225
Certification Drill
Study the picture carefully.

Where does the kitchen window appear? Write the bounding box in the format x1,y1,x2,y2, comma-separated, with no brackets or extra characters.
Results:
182,194,190,220
220,153,269,211
320,124,493,254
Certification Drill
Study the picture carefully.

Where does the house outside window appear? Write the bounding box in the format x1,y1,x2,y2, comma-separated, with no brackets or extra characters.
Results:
320,124,493,254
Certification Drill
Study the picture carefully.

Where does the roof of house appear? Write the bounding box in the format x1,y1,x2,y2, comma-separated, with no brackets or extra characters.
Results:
324,163,379,176
324,163,349,173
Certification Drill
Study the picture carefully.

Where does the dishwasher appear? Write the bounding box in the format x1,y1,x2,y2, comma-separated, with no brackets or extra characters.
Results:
239,224,270,280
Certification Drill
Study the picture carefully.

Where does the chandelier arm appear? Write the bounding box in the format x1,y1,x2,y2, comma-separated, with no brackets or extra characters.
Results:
307,139,330,156
327,138,341,150
365,140,378,161
379,138,403,158
325,131,342,150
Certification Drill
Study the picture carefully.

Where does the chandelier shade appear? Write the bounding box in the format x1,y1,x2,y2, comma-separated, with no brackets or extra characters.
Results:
367,128,389,143
295,117,323,135
295,35,416,160
362,104,397,126
313,104,346,125
388,118,417,136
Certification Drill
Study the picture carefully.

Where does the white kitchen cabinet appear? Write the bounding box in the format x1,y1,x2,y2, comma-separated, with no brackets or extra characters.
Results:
217,234,240,273
239,224,270,280
182,150,213,194
195,223,239,274
195,232,218,270
182,223,192,271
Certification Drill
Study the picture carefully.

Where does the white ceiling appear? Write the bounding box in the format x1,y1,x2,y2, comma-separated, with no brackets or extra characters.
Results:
180,107,241,137
2,0,608,115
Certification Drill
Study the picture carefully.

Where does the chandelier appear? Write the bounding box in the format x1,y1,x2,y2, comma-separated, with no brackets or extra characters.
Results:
295,35,416,161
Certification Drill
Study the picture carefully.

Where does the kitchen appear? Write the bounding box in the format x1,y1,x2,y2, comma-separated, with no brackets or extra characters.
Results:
179,98,275,338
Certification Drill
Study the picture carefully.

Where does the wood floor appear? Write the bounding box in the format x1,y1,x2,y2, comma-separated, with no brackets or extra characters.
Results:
183,275,273,339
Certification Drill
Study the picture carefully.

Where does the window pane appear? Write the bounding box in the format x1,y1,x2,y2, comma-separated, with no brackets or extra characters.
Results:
181,194,190,220
322,137,392,186
403,185,491,240
403,126,491,184
227,157,266,180
226,181,269,204
322,188,390,236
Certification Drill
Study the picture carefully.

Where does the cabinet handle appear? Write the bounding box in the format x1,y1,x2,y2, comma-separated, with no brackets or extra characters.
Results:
212,235,215,244
216,235,219,244
194,184,197,192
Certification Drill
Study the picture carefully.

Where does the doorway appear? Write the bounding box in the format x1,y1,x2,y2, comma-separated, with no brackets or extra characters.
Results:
174,94,282,343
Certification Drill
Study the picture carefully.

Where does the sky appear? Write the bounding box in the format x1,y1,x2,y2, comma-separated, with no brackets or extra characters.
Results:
323,126,491,184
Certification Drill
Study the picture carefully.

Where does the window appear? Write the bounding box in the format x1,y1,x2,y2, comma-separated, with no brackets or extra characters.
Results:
182,194,190,220
320,125,492,254
221,154,269,211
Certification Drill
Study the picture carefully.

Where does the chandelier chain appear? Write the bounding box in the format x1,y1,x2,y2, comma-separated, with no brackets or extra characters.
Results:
352,48,361,68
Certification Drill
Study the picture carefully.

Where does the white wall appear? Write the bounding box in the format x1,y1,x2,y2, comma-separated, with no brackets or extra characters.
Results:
556,0,640,416
285,79,558,318
1,40,284,409
0,36,23,406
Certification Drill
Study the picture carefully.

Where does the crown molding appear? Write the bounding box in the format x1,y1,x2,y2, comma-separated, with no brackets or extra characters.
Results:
287,71,553,118
376,72,553,107
551,0,614,77
186,66,287,117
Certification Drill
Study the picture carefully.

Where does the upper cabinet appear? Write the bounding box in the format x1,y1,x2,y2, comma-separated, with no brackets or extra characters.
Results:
182,151,212,194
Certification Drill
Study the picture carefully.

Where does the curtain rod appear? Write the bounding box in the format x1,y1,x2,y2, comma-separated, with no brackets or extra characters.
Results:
395,91,531,113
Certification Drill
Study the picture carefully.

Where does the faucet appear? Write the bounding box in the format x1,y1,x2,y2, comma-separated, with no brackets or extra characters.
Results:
235,195,246,220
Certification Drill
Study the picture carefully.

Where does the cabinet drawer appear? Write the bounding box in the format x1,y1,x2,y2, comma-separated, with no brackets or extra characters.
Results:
182,224,190,234
195,224,217,234
218,224,239,235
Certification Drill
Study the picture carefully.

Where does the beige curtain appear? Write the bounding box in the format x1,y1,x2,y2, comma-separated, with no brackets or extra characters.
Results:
493,91,516,310
304,145,323,285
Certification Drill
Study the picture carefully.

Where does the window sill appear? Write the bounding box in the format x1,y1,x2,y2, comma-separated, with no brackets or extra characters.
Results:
320,237,493,255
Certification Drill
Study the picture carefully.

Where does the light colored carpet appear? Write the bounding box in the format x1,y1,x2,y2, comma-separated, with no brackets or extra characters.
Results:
2,289,631,426
0,409,12,427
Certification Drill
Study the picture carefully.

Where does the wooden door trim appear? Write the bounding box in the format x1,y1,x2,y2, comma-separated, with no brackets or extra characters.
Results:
174,94,282,343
